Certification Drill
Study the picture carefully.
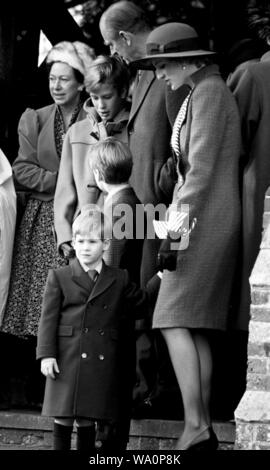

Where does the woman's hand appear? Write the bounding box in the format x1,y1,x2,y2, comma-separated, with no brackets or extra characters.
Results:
157,235,181,271
41,357,60,379
157,217,197,271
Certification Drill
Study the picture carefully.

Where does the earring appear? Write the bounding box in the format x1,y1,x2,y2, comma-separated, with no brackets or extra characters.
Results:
182,65,186,70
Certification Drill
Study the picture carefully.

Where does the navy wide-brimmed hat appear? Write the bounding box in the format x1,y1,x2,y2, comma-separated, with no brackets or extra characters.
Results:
132,22,215,69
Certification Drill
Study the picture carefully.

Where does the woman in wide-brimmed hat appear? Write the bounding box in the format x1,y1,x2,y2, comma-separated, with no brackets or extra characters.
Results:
132,22,241,450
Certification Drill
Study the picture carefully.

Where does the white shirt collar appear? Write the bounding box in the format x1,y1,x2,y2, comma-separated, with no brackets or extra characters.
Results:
104,184,130,206
80,260,103,274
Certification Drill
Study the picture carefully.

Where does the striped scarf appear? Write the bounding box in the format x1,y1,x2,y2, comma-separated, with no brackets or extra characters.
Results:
170,89,193,186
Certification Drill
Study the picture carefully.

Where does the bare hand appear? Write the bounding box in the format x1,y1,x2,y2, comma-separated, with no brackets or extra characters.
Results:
41,357,60,379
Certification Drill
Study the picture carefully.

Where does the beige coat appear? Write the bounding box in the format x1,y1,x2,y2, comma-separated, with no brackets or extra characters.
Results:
54,102,129,248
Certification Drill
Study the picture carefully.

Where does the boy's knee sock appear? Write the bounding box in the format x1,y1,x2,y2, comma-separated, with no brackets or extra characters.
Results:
76,425,96,452
53,422,73,450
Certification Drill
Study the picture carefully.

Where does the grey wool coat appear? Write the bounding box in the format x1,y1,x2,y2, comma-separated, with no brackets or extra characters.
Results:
153,65,241,331
37,259,147,420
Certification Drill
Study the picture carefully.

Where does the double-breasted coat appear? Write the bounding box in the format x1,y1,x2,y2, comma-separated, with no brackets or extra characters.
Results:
153,65,241,331
54,101,129,249
37,259,146,420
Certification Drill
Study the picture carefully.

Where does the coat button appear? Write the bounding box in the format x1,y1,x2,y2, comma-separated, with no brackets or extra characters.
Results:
103,305,108,310
81,353,87,359
98,329,104,336
84,328,89,333
98,354,105,361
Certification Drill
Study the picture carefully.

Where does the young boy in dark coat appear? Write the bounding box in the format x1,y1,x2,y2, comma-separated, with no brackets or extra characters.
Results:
37,207,147,451
90,137,145,285
90,137,161,410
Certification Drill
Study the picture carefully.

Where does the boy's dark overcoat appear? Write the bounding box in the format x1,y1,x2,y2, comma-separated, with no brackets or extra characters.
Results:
103,186,144,284
37,259,146,420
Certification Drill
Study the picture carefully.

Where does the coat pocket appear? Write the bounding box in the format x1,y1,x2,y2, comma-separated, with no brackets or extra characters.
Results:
57,325,73,336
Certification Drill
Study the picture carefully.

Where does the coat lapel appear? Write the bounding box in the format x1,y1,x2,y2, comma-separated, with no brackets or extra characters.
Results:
128,70,155,124
89,262,115,302
70,258,93,293
37,105,59,169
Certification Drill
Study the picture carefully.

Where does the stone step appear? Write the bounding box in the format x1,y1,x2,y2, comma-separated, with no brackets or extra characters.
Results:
0,410,235,450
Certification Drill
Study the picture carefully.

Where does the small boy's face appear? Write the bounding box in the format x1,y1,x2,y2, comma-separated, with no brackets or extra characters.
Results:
73,232,110,269
90,83,126,122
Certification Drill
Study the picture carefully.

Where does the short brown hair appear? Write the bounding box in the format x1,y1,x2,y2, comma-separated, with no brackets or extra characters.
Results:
72,205,109,240
84,55,130,95
89,137,133,184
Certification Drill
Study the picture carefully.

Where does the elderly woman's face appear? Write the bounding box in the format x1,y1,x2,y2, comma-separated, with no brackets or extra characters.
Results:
49,62,82,108
153,59,187,90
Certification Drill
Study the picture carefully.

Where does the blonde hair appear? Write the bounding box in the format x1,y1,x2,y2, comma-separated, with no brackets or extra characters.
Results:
72,205,110,239
84,54,130,95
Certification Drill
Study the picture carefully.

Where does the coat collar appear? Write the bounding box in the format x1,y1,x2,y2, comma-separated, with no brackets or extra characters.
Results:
70,257,93,292
89,262,116,302
86,105,130,141
70,258,115,301
128,70,155,124
38,104,86,158
185,64,220,89
103,186,134,213
261,50,270,62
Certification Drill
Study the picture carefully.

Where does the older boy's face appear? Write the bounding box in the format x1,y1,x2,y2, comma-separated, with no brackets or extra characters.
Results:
73,232,109,269
90,83,126,122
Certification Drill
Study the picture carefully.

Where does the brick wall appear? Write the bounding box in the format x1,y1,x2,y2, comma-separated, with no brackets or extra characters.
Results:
234,188,270,450
0,413,235,450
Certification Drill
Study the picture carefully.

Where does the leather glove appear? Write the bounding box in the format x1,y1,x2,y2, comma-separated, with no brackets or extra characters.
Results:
156,217,197,272
157,233,181,272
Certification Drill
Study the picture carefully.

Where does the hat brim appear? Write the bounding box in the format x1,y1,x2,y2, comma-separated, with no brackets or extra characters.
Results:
132,50,216,70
